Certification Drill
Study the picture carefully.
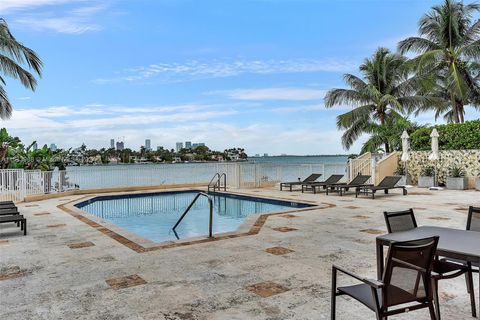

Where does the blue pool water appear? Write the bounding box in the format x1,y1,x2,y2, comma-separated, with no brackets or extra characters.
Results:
75,191,311,243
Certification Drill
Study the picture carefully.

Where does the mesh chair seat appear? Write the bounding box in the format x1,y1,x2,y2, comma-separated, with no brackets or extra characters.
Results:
433,259,469,275
337,283,425,310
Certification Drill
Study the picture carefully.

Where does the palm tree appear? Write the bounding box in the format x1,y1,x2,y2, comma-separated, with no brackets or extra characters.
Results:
360,118,424,154
398,0,480,123
325,47,434,153
0,18,43,120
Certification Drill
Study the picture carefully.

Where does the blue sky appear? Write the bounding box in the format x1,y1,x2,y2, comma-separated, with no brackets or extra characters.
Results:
2,0,478,155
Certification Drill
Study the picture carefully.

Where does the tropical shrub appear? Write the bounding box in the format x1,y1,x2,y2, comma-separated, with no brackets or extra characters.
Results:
410,120,480,151
449,165,466,177
421,166,435,177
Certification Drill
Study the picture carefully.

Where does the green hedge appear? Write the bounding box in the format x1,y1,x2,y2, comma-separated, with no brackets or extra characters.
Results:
410,120,480,151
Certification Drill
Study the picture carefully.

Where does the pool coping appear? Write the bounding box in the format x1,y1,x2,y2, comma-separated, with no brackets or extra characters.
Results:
58,188,336,253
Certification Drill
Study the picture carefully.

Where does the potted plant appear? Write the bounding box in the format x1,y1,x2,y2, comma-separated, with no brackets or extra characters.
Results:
395,165,411,186
418,166,435,188
446,165,468,190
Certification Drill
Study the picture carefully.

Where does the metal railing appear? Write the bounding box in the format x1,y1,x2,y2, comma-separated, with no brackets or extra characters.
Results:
208,173,226,193
172,192,214,238
0,161,347,201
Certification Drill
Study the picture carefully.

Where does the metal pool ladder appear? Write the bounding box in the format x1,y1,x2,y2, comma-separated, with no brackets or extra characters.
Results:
172,192,214,238
208,173,226,193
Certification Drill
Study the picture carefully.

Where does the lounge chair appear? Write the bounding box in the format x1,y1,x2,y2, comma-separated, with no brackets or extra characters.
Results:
280,173,322,191
0,214,27,235
325,174,371,196
355,176,407,199
332,236,439,319
0,201,14,206
301,174,344,193
384,209,476,319
0,207,19,216
0,202,16,209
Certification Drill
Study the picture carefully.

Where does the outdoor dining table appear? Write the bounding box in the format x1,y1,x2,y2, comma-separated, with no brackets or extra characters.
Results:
376,226,480,314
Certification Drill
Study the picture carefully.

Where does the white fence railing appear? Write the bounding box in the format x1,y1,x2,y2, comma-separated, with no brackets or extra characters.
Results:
348,158,375,183
0,162,347,202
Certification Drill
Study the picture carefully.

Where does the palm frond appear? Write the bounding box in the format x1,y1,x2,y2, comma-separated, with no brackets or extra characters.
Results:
0,85,12,120
0,55,37,90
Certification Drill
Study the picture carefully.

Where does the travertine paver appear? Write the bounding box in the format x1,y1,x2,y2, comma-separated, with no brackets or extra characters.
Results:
245,281,290,297
265,246,295,255
67,241,95,249
0,187,479,319
105,274,147,290
272,227,298,232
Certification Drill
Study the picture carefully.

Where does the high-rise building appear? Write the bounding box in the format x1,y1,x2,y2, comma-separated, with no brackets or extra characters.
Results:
192,142,205,149
176,142,183,152
185,141,192,149
116,141,124,151
110,139,115,149
50,143,57,151
145,139,151,151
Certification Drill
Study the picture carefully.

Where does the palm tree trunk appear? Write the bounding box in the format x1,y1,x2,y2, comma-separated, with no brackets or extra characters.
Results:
450,96,460,123
379,112,390,153
456,101,465,123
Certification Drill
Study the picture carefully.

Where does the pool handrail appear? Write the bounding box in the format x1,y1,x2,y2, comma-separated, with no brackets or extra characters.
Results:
172,192,214,238
208,173,226,193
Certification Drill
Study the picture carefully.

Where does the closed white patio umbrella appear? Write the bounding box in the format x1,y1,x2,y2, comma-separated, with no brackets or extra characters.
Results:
400,130,411,187
428,128,439,161
428,128,442,189
401,130,410,162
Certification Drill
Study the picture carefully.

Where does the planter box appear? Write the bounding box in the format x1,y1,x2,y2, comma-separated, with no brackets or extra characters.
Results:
396,175,412,186
446,177,468,190
418,176,434,188
476,177,480,191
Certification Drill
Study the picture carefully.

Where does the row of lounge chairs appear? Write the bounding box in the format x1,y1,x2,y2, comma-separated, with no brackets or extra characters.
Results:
0,201,27,235
280,174,407,199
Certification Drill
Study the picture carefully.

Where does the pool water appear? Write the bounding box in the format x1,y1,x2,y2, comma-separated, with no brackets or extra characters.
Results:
75,191,311,243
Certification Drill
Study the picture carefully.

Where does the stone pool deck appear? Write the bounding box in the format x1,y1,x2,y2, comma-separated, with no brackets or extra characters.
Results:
1,187,479,319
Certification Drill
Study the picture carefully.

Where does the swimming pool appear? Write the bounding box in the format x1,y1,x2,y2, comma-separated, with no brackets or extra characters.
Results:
75,190,312,243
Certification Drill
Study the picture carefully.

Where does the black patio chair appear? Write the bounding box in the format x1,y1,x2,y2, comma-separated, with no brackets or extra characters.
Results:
467,206,480,233
384,209,476,319
325,174,372,196
332,236,439,320
356,176,407,199
0,215,27,235
301,174,344,193
280,173,322,191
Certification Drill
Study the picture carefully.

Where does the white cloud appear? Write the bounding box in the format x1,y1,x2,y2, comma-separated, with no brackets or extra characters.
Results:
15,16,101,34
213,88,326,101
0,0,81,12
66,110,237,128
11,4,107,34
271,104,326,113
93,58,357,84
